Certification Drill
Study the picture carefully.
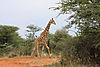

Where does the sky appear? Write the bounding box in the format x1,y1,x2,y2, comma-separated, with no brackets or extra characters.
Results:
0,0,75,38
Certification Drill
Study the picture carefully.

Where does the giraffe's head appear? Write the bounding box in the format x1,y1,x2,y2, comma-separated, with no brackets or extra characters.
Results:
49,18,56,25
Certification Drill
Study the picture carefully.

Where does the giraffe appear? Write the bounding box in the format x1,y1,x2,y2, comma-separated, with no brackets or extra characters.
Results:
31,18,56,57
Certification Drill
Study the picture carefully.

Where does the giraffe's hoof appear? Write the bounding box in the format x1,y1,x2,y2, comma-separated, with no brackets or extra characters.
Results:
50,54,52,56
49,54,52,58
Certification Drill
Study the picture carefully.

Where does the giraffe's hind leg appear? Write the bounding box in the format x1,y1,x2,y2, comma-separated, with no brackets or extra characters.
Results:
31,47,35,57
40,46,44,56
31,46,40,57
36,45,40,57
45,43,51,57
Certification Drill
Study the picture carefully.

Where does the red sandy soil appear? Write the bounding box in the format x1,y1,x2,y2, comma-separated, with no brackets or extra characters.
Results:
0,57,60,67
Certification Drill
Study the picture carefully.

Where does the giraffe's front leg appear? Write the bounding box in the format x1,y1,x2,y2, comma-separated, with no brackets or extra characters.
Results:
45,43,51,57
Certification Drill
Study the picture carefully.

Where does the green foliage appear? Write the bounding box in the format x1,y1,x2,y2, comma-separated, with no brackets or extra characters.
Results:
75,34,100,64
47,29,72,54
0,25,41,57
0,25,25,57
55,0,100,33
8,53,17,58
26,24,42,40
54,0,100,65
0,25,19,44
16,39,34,56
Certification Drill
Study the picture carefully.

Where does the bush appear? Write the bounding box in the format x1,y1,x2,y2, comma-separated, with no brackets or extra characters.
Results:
8,53,17,58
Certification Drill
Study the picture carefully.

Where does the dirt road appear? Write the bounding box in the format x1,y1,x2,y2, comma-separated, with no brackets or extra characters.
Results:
0,57,60,67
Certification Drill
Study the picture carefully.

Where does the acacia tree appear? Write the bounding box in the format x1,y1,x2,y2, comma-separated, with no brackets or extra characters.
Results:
55,0,100,34
55,0,100,64
0,25,19,45
26,24,42,40
0,25,24,56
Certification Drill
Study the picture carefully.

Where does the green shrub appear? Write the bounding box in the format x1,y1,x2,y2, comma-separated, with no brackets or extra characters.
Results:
8,53,17,58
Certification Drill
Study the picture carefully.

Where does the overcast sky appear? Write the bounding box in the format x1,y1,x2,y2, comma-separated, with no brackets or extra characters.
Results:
0,0,75,38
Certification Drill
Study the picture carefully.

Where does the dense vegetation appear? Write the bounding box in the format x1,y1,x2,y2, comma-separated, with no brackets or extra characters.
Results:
53,0,100,66
0,25,41,57
0,0,99,67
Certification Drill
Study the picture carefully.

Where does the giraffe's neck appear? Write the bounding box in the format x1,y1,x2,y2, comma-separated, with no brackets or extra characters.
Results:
40,22,51,38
